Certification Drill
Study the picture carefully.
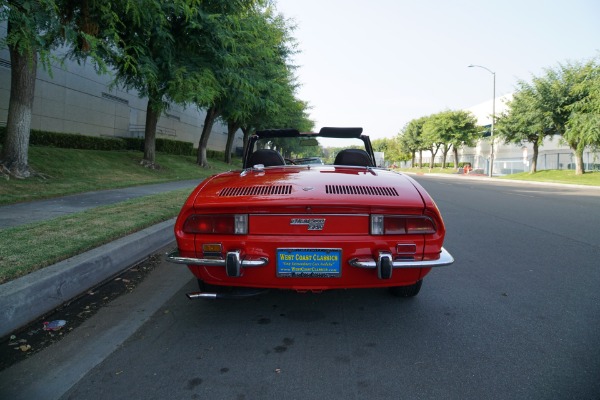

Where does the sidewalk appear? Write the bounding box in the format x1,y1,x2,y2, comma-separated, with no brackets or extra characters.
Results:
0,180,202,338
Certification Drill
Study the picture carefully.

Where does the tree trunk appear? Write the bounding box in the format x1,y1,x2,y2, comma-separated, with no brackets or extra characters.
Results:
196,107,221,167
0,35,38,179
530,138,539,174
574,146,585,175
565,138,585,175
429,144,442,170
429,147,439,170
418,150,423,169
224,120,240,164
453,147,459,171
441,146,449,169
411,151,415,168
142,99,160,167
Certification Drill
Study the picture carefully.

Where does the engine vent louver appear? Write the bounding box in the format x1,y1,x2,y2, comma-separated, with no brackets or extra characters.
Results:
326,185,399,196
219,185,293,197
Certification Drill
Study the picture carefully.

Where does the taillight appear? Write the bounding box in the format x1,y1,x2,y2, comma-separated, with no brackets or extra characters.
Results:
370,215,436,235
183,214,248,234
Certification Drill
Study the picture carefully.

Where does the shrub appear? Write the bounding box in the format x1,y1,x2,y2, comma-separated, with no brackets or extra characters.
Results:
156,138,194,156
207,149,225,159
31,130,126,150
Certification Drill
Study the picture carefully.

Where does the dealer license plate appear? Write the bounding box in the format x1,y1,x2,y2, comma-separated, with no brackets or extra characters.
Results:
276,248,342,278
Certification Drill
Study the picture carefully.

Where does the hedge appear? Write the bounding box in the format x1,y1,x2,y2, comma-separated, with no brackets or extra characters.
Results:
0,127,196,156
121,137,194,155
31,130,127,150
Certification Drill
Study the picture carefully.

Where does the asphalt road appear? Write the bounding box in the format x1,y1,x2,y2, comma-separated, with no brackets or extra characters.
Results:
2,175,599,400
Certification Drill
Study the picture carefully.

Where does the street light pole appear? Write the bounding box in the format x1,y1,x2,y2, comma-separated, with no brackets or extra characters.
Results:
468,64,496,177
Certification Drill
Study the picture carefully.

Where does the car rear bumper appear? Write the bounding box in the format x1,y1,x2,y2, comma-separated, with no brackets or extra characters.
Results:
166,247,453,286
166,248,453,268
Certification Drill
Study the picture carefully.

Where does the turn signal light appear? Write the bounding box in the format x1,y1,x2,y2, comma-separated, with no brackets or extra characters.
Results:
183,214,248,235
202,243,222,252
371,215,436,235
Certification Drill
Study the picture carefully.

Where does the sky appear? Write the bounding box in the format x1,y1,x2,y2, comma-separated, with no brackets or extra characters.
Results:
273,0,600,140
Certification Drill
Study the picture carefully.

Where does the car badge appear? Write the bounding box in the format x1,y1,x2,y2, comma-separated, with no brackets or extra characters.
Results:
303,187,314,191
290,218,325,230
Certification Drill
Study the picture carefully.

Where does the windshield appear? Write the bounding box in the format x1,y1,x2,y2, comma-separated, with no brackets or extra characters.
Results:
254,136,368,165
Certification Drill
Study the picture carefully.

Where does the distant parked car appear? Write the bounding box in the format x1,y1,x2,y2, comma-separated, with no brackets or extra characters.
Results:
167,127,453,299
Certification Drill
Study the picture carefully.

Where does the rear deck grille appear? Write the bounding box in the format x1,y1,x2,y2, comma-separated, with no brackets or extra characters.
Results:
325,185,399,196
219,185,292,197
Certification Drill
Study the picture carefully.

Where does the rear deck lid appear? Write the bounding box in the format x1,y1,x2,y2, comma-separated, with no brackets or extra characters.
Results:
193,166,425,210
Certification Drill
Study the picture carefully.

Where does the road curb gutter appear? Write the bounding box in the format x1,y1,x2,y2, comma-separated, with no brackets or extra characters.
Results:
0,218,176,338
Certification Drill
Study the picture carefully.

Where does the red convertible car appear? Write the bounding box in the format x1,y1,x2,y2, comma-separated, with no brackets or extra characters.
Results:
167,127,453,298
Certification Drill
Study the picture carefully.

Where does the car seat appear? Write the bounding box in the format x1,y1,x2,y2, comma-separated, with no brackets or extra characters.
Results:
247,149,286,167
334,149,374,167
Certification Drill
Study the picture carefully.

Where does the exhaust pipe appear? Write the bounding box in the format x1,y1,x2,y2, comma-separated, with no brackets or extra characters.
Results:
186,292,218,299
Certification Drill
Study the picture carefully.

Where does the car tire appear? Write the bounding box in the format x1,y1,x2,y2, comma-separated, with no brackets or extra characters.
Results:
389,280,423,297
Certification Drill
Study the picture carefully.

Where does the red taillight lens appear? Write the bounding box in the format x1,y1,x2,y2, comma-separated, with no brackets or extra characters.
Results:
183,214,247,234
383,217,406,234
371,215,436,235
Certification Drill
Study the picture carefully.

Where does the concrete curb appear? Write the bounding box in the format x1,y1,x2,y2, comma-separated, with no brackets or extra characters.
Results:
0,218,176,338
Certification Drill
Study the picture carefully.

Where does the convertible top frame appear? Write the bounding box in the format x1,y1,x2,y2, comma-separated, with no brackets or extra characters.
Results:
244,127,375,169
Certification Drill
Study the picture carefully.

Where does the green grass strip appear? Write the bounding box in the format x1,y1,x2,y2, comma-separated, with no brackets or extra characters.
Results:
0,189,191,283
0,147,237,205
497,170,600,186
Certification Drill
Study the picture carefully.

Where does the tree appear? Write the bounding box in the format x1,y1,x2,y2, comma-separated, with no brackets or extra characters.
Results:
216,8,298,164
445,110,480,169
239,93,312,158
421,113,446,169
533,59,600,174
194,7,256,167
195,5,304,167
398,117,427,168
259,94,313,133
566,77,600,154
106,0,222,169
372,137,406,166
496,84,554,173
0,0,113,178
562,61,600,171
405,110,481,171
